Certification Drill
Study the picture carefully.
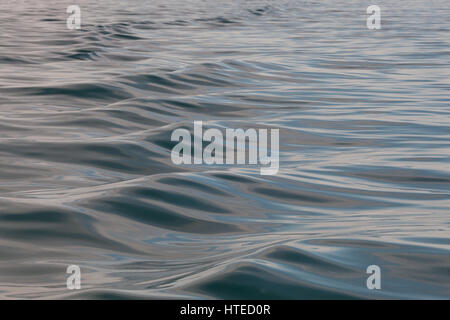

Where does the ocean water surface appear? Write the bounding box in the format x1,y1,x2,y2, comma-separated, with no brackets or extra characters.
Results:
0,0,449,299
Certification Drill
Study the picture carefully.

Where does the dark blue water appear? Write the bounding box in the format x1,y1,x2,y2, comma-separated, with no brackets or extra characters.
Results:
0,0,449,299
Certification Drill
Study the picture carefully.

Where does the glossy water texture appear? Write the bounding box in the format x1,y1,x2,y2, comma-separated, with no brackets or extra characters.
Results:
0,0,449,299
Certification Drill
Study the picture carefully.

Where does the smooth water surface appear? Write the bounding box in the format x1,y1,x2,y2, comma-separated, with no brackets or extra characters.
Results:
0,0,449,299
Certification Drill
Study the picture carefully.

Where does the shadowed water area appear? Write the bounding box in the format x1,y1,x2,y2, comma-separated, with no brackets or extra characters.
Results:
0,0,449,299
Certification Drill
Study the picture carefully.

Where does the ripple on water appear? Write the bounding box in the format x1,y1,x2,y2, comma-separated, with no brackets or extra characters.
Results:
0,0,449,299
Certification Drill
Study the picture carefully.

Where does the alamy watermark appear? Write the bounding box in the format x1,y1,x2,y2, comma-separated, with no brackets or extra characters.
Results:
171,121,279,175
66,264,81,290
366,265,381,290
65,5,381,31
367,5,381,30
66,5,81,30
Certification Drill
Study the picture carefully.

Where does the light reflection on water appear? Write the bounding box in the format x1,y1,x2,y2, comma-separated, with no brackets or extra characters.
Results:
0,0,449,299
